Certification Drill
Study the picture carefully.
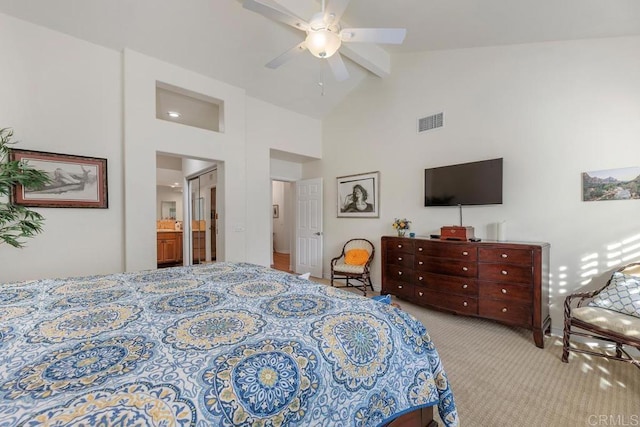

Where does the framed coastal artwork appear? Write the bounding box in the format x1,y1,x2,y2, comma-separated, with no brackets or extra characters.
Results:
10,149,108,208
337,171,380,218
582,166,640,202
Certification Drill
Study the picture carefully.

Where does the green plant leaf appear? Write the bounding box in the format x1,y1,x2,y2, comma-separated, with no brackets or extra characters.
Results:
0,127,50,248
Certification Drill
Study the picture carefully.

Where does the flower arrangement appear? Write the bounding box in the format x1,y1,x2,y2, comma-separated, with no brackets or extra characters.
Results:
392,218,411,236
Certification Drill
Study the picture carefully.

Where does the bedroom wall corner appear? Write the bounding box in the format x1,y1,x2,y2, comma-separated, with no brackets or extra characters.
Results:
320,36,640,333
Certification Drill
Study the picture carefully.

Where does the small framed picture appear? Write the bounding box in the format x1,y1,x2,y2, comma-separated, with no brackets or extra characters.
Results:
582,166,640,202
273,204,279,218
10,149,108,208
337,171,380,218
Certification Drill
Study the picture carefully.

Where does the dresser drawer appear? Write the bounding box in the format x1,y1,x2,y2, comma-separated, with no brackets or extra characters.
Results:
386,238,414,253
418,243,477,261
478,281,531,303
479,299,531,326
478,247,532,265
417,256,477,277
384,281,414,299
384,265,413,283
415,289,478,315
417,273,477,296
478,264,532,284
386,250,414,268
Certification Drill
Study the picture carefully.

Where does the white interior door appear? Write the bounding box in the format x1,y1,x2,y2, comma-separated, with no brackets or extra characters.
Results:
295,178,323,277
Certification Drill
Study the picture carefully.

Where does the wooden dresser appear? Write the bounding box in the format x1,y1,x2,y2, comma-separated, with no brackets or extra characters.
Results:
381,236,550,348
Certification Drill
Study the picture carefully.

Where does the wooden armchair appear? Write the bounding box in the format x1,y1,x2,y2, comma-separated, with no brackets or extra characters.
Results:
331,238,375,296
562,262,640,369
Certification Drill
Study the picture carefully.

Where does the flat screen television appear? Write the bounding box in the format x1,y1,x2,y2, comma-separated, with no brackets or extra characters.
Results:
424,158,503,206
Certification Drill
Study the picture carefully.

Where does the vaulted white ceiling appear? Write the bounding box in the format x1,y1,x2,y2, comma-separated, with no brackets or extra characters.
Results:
1,0,639,118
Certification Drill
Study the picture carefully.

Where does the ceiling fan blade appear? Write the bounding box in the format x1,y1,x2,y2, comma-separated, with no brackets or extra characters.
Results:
324,0,351,24
265,42,308,69
327,52,349,82
243,0,309,31
341,28,407,44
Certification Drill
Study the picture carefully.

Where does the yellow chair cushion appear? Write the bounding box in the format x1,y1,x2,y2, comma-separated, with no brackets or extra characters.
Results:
345,249,369,266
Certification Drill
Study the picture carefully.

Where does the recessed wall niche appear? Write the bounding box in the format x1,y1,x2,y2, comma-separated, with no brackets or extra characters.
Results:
155,81,224,132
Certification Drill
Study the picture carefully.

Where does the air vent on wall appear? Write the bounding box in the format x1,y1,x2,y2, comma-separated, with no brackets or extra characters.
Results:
417,112,444,133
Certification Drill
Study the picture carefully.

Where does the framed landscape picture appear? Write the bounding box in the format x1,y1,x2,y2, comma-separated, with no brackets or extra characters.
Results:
337,171,379,218
582,166,640,202
10,149,108,208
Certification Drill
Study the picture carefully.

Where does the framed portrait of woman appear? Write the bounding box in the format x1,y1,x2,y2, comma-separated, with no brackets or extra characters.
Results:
336,171,379,218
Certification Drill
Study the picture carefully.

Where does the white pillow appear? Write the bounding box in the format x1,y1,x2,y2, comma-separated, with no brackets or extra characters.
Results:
588,272,640,318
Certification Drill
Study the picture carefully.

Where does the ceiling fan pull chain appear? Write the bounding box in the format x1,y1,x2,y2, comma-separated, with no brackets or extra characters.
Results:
319,65,325,96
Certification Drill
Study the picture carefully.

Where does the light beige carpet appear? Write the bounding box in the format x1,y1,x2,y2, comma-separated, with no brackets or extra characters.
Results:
314,279,639,427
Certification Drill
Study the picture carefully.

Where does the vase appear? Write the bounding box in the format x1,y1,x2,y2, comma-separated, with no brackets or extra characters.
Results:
397,229,406,237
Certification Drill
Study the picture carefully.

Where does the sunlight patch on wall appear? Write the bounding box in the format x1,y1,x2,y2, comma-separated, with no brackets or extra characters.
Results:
603,232,640,267
581,269,598,278
553,266,569,295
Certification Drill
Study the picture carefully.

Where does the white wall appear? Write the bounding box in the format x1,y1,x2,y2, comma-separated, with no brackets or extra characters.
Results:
124,49,248,271
0,13,123,282
245,97,321,267
318,36,640,335
0,13,323,282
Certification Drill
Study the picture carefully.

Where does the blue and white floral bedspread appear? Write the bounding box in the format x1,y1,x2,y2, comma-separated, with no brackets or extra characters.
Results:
0,262,458,426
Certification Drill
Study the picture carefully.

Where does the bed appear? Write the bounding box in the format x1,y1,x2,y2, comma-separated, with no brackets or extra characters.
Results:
0,262,458,426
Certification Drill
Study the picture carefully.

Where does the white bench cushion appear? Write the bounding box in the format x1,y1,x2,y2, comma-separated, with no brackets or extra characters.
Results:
333,262,366,274
573,306,640,339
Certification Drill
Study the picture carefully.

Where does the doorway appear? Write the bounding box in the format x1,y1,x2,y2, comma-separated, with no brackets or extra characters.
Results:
156,153,220,267
271,180,293,273
187,168,217,265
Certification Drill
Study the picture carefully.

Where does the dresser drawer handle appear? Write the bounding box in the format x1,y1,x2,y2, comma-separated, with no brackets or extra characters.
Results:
419,276,423,281
462,267,468,272
501,307,508,313
462,251,468,256
398,285,403,289
418,261,424,265
501,253,508,258
397,244,403,248
418,247,423,252
462,284,468,289
501,270,508,275
398,257,403,261
418,291,423,297
463,301,468,307
501,288,507,294
398,271,403,276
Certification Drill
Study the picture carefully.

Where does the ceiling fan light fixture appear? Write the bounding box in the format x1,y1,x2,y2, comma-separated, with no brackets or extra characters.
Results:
305,28,341,58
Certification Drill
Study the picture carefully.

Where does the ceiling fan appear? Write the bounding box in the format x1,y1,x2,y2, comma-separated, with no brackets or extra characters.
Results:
242,0,407,81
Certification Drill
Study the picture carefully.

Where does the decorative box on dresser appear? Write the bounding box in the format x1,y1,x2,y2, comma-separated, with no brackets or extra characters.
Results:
381,236,550,348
